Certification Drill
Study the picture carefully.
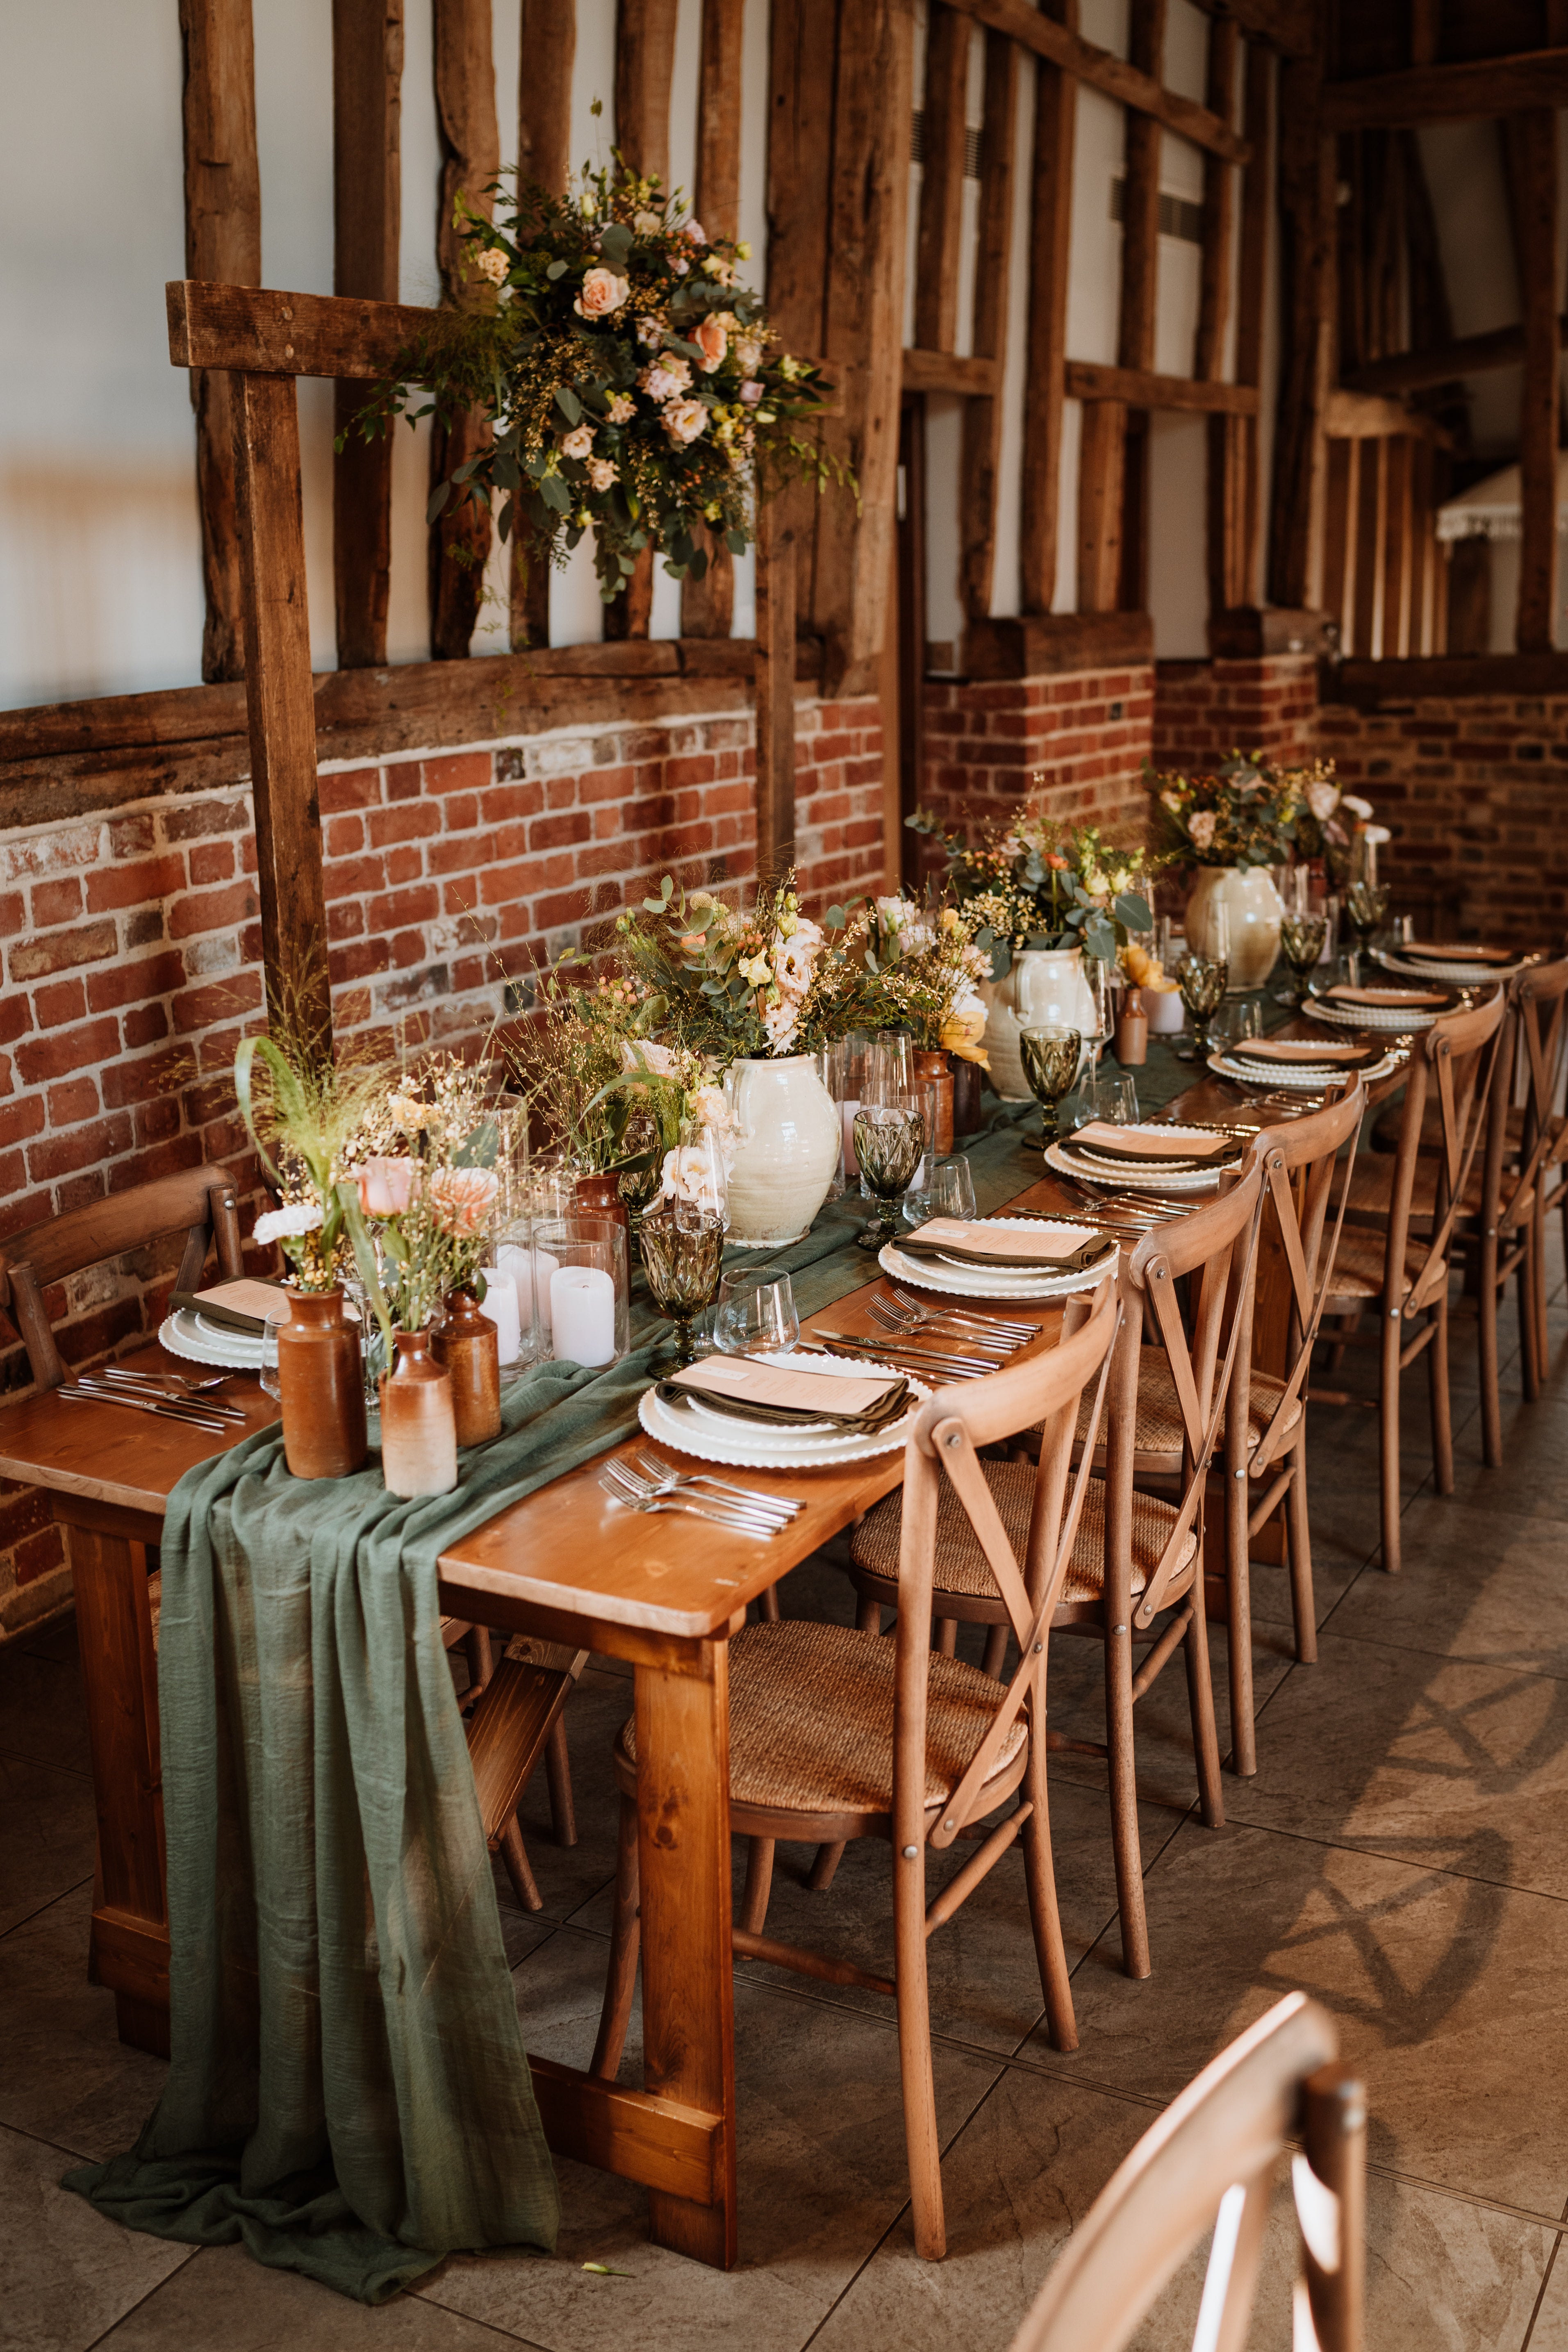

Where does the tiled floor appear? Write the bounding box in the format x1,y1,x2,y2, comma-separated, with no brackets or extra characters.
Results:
6,1251,1568,2350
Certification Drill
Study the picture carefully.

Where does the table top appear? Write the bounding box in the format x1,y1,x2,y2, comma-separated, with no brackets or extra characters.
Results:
0,1026,1408,1643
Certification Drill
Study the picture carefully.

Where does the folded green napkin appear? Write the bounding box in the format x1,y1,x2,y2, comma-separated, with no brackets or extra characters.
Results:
899,1225,1115,1273
1060,1130,1243,1171
656,1375,910,1431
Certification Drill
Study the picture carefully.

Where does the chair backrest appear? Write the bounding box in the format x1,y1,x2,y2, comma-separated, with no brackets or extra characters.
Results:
892,1275,1120,1860
1238,1081,1368,1475
1502,956,1568,1230
1380,988,1507,1312
0,1164,244,1390
1115,1162,1266,1631
1010,1992,1365,2352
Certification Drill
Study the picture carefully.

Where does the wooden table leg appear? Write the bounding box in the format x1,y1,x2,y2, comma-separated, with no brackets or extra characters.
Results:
66,1516,170,2056
634,1639,738,2268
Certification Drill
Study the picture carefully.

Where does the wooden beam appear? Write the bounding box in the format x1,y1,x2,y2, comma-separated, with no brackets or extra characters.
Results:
1119,0,1165,377
1234,39,1271,600
430,0,501,662
1322,434,1356,647
904,349,1001,396
1077,399,1127,612
528,2057,725,2206
959,30,1019,622
811,0,915,693
1380,434,1413,657
1020,0,1076,615
1086,0,1163,618
178,0,262,686
943,0,1249,162
1409,0,1439,66
1351,431,1384,657
1267,48,1334,610
168,280,436,378
1509,109,1559,651
332,0,403,671
1067,361,1258,415
1181,0,1313,56
1199,19,1240,619
1343,314,1568,396
229,374,332,1045
1323,388,1454,444
1324,51,1568,130
513,0,576,649
1325,651,1568,704
616,0,680,184
915,3,972,354
682,0,745,641
755,503,797,878
965,611,1154,676
895,399,926,871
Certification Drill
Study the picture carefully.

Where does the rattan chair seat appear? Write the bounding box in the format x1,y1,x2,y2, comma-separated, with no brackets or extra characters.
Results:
848,1456,1195,1607
614,1618,1026,1815
1322,1220,1445,1302
1071,1349,1300,1460
1347,1146,1530,1227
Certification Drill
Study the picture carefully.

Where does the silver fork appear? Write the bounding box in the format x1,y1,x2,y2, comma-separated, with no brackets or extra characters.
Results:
74,1372,246,1422
102,1366,243,1399
598,1462,788,1535
883,1287,1037,1342
866,1297,1018,1355
630,1450,802,1521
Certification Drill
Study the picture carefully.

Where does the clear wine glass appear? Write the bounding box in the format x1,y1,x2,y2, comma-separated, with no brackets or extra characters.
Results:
1019,1026,1082,1147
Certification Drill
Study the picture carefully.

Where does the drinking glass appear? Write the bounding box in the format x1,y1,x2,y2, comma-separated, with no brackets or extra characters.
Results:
668,1123,730,1232
1212,997,1263,1051
1277,913,1329,1007
1079,1069,1140,1127
1343,881,1389,986
866,1031,915,1103
638,1208,726,1366
714,1269,800,1355
1177,953,1229,1061
928,1157,978,1221
901,1078,941,1222
259,1312,281,1400
852,1102,926,1250
1019,1025,1082,1147
1081,959,1114,1089
617,1104,668,1226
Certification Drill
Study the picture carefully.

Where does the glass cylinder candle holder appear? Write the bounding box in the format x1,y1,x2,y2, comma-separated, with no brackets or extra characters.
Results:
532,1213,629,1370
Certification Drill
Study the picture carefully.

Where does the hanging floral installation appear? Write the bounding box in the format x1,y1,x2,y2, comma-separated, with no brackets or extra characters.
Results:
346,143,846,606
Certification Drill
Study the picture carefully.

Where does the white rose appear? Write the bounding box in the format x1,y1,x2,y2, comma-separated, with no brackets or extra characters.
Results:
761,996,800,1052
253,1202,324,1244
734,335,762,375
560,423,595,460
586,457,619,490
573,265,630,319
1188,810,1218,851
664,398,709,445
607,392,635,423
1305,778,1340,823
633,209,662,234
660,1145,724,1210
473,245,509,285
621,1038,678,1075
636,315,664,347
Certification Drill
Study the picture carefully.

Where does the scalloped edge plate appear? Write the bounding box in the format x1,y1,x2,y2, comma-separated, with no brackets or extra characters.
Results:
638,1350,931,1468
158,1308,267,1370
1042,1140,1221,1193
1209,1047,1402,1090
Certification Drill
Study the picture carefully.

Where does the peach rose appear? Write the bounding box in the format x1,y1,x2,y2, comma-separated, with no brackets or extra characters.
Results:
664,398,709,446
586,456,619,490
694,312,732,373
560,423,595,460
573,265,629,319
355,1156,419,1216
428,1165,500,1239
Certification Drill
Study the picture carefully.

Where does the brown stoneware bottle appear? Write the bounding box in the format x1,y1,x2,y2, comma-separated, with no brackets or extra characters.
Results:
433,1284,502,1448
276,1288,368,1479
378,1329,459,1496
913,1048,955,1157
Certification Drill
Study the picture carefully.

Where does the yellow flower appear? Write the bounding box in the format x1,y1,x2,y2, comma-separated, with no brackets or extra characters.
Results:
939,1002,989,1065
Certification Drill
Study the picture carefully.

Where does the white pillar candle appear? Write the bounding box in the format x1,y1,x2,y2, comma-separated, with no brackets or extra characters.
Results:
550,1264,617,1367
841,1097,861,1177
498,1241,558,1337
478,1266,522,1366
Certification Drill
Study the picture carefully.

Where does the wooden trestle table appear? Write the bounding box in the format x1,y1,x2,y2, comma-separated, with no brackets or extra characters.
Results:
0,1045,1404,2270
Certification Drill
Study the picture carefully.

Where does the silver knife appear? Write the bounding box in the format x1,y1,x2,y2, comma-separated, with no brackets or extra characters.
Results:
75,1373,246,1422
811,1331,999,1374
60,1385,230,1432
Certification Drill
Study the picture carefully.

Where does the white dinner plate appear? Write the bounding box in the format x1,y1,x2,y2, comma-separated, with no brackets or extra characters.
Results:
1374,947,1530,987
879,1217,1117,1301
1043,1140,1222,1193
638,1350,930,1469
1305,994,1449,1033
1208,1047,1402,1091
158,1307,269,1370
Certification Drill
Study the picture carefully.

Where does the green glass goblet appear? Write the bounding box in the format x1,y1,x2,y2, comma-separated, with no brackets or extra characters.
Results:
1177,953,1229,1061
1343,881,1389,988
853,1104,926,1251
1277,914,1329,1008
638,1207,725,1366
1019,1025,1082,1147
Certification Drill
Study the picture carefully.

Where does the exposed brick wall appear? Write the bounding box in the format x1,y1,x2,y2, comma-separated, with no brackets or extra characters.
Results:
1151,655,1320,773
0,690,884,1638
921,666,1156,842
1317,688,1568,950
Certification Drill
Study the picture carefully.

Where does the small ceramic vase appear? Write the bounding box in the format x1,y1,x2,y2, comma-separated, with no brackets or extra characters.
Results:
573,1170,630,1248
914,1048,956,1157
378,1329,459,1498
433,1285,502,1447
276,1287,368,1479
951,1053,984,1137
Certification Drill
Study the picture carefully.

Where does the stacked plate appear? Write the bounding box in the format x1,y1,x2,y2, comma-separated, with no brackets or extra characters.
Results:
159,1305,271,1371
1374,943,1534,988
638,1350,930,1469
1306,981,1459,1032
1208,1040,1402,1091
1045,1120,1243,1194
880,1215,1119,1302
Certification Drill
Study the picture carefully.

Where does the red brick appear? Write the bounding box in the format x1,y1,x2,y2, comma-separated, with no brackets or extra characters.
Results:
172,972,264,1033
162,796,250,842
0,1097,45,1150
385,761,423,801
369,800,442,847
15,1015,118,1085
47,1076,100,1126
85,854,187,913
424,752,490,795
124,1002,171,1048
319,766,382,814
169,880,258,939
9,918,117,983
189,839,235,885
27,1111,134,1183
32,876,84,926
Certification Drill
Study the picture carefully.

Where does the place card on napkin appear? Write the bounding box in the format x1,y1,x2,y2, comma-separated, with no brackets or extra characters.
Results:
169,1278,294,1335
1230,1037,1380,1068
664,1355,909,1429
1063,1122,1243,1166
1323,983,1451,1009
901,1218,1115,1272
1400,940,1517,967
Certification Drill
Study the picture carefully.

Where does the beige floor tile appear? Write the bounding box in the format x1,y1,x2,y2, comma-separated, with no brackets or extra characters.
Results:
1227,1631,1568,1897
0,1749,97,1939
0,1634,93,1778
1327,1495,1568,1676
98,2240,546,2351
0,2121,190,2352
1043,1819,1568,2218
1519,2237,1568,2348
0,1886,167,2161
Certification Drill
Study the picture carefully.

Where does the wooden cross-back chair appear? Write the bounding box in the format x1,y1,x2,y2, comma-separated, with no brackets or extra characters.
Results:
0,1165,244,1391
590,1278,1122,2263
1497,957,1568,1412
1322,988,1508,1573
1010,1992,1365,2352
841,1164,1265,1982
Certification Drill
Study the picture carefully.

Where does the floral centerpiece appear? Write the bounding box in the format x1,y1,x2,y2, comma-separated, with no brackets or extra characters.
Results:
906,807,1155,979
341,1056,503,1352
865,895,991,1067
1145,751,1321,989
347,154,843,607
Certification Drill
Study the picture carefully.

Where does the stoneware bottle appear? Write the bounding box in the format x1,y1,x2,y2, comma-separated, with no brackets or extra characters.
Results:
573,1170,630,1247
913,1048,956,1157
1114,986,1149,1066
276,1287,368,1479
378,1329,459,1498
951,1053,984,1138
433,1284,502,1447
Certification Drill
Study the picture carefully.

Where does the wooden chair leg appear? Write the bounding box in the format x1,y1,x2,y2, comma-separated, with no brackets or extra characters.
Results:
1478,1233,1503,1469
497,1817,543,1913
1225,1466,1256,1780
1021,1717,1077,2053
933,1616,958,1657
544,1713,577,1847
856,1594,883,1635
1521,1209,1544,1401
758,1582,782,1623
892,1835,945,2259
1285,1428,1317,1666
1182,1579,1226,1830
590,1792,642,2079
980,1621,1009,1680
463,1623,494,1697
1429,1291,1454,1496
739,1835,775,1934
808,1842,845,1891
1379,1309,1404,1574
1104,1623,1151,1979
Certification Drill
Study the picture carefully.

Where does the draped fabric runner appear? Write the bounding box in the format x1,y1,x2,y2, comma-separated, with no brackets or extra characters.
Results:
61,1097,1066,2302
